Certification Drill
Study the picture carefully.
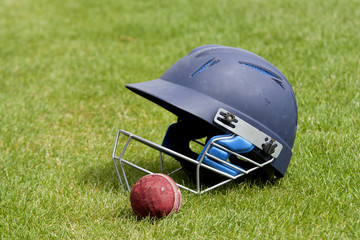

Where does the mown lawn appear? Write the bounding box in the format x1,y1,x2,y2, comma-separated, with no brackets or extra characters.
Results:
1,0,359,239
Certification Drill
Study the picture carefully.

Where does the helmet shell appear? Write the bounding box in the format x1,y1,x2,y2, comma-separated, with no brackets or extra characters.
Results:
127,45,298,177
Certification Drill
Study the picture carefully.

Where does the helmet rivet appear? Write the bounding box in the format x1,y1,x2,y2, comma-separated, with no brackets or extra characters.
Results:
224,112,235,124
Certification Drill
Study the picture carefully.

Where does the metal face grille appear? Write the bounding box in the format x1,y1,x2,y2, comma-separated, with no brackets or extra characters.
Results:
112,129,274,195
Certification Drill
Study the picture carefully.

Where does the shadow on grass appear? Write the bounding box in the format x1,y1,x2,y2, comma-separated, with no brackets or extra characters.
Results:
79,160,283,223
79,161,123,192
79,156,281,198
79,159,182,193
206,176,282,196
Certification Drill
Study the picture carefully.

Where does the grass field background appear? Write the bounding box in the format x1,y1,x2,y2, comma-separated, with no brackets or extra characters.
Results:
1,0,359,239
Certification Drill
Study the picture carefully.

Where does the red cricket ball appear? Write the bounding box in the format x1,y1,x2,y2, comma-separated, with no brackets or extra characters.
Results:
130,173,181,219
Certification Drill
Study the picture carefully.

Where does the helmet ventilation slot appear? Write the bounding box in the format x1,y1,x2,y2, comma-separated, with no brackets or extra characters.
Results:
239,62,284,88
239,62,277,78
191,58,219,77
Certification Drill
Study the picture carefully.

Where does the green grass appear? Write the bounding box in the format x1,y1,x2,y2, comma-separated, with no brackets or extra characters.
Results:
1,0,359,239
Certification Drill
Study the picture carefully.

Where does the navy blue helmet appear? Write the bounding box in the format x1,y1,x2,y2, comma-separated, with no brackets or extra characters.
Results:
126,45,298,180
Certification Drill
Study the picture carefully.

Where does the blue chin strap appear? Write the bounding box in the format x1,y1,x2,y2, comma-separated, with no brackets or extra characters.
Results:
162,123,255,177
197,134,254,176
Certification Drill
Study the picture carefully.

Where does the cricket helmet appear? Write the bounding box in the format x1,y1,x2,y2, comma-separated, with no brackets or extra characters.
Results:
126,45,298,179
